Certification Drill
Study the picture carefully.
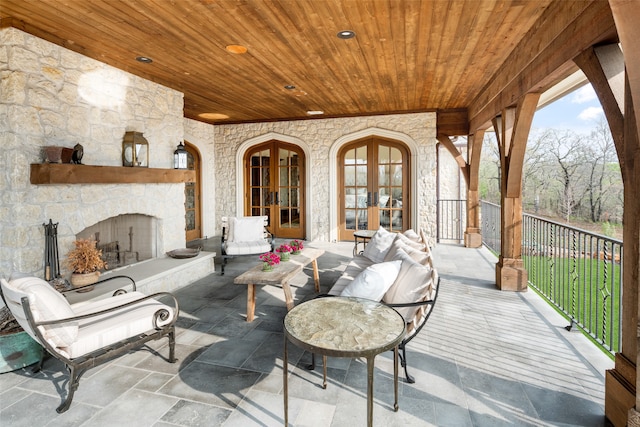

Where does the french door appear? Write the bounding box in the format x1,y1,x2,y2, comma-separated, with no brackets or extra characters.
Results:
338,138,410,240
184,142,201,242
245,141,305,239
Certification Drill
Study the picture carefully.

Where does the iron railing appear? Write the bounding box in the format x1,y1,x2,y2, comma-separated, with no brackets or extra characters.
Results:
479,200,623,354
436,199,466,243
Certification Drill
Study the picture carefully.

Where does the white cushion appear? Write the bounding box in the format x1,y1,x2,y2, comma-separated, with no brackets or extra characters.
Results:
4,276,78,348
64,291,175,359
340,260,401,301
394,231,426,251
224,240,272,255
327,255,376,296
403,229,421,242
383,249,433,321
231,217,265,243
384,235,430,266
362,227,396,263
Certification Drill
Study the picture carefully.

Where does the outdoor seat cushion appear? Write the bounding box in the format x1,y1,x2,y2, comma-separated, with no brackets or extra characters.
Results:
328,255,376,296
1,277,78,349
383,249,434,321
59,291,175,359
224,240,272,255
340,260,402,301
362,227,396,262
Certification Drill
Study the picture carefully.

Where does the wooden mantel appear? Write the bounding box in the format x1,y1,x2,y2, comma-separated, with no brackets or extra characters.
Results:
30,163,196,185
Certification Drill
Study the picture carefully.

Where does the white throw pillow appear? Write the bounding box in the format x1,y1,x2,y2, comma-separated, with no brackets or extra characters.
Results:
394,231,426,251
403,229,421,242
340,260,402,301
231,217,265,243
10,276,78,348
362,227,396,263
384,235,430,266
383,250,433,321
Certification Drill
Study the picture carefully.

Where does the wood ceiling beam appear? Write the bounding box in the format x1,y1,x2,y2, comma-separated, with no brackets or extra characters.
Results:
469,1,618,133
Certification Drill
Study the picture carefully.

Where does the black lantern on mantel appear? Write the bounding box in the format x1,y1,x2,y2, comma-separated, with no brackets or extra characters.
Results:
122,131,149,167
174,142,188,169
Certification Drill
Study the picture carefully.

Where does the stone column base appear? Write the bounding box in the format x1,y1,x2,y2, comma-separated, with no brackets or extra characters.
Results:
464,229,482,248
606,353,636,427
495,257,528,291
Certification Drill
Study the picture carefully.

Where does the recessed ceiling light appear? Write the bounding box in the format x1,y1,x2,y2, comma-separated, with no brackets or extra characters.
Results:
226,44,248,54
284,85,296,90
337,30,355,39
306,110,324,115
198,112,230,120
136,56,153,63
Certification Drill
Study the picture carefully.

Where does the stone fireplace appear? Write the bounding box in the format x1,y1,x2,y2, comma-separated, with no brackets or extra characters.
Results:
77,214,158,270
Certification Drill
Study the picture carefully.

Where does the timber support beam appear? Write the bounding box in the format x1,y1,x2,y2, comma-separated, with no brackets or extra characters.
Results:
492,93,540,292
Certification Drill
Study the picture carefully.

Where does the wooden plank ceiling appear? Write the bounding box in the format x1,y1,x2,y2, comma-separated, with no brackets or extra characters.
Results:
0,0,618,128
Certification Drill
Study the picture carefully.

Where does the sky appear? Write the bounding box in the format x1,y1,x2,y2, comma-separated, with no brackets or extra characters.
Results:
531,84,605,135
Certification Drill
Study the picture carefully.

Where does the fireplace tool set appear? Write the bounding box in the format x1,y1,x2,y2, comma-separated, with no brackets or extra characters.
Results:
43,219,61,281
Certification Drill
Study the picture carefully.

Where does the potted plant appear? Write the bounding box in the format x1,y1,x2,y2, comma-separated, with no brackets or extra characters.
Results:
290,240,304,255
259,252,280,271
276,244,293,261
64,238,107,290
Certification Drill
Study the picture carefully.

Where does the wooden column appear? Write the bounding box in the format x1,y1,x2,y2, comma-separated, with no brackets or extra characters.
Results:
492,93,539,291
465,130,485,248
435,131,485,248
602,2,640,425
575,40,638,427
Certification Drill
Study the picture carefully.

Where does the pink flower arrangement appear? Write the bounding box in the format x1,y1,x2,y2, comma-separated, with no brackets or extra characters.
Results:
276,244,293,253
259,252,280,266
290,240,304,251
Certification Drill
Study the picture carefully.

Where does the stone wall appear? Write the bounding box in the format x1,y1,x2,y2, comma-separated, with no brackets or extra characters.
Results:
0,28,188,277
214,113,442,243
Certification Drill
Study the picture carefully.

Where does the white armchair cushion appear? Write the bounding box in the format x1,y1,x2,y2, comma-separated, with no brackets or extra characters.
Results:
224,240,272,255
340,260,401,301
362,227,396,263
63,291,175,359
2,277,78,348
231,216,265,243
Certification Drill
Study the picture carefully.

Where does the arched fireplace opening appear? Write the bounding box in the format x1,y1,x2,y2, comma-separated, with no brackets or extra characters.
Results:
76,214,157,270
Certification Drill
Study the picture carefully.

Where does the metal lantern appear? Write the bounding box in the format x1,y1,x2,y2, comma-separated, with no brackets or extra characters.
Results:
122,131,149,167
174,142,188,169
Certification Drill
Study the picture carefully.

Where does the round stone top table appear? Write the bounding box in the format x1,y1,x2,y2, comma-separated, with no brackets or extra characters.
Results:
283,297,406,427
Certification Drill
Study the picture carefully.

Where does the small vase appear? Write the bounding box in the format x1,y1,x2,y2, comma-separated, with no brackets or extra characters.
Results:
291,249,301,255
262,262,274,272
280,252,290,262
70,271,100,292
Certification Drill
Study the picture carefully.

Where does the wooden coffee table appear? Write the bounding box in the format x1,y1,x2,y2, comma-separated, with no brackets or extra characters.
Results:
233,248,324,321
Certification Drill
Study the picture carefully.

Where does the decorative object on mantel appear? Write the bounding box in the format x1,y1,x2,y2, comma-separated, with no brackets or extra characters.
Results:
174,142,188,169
72,143,84,164
166,247,201,259
259,252,280,271
64,238,107,292
122,131,149,167
44,146,73,163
